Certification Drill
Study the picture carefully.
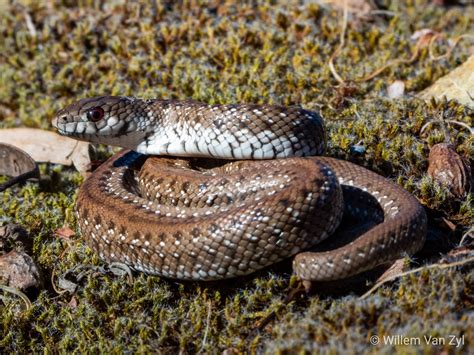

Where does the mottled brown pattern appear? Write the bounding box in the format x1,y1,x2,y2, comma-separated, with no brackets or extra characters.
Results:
53,96,427,281
427,143,471,198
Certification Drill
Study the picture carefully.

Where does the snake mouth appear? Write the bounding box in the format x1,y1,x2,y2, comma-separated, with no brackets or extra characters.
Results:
52,115,77,136
52,118,80,139
59,132,90,143
51,117,59,129
54,126,76,137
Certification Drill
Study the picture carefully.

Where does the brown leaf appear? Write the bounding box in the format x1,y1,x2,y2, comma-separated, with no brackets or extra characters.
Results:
374,258,408,284
54,227,76,239
427,143,471,198
68,296,78,309
0,143,39,192
411,29,438,48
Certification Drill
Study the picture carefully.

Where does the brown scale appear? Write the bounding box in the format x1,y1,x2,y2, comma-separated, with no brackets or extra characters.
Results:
54,96,427,282
292,157,427,281
75,151,427,281
138,157,304,208
76,150,344,280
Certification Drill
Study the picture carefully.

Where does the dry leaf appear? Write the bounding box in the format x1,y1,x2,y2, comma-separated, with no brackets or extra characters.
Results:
0,128,91,175
68,296,78,309
446,247,472,259
54,227,76,239
427,143,471,198
374,258,408,284
0,143,39,191
418,54,474,109
411,28,438,48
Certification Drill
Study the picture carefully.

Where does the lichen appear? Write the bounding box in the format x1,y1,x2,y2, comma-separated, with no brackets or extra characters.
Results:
0,0,473,353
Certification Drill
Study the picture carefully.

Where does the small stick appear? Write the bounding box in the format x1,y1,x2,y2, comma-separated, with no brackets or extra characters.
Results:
0,284,32,310
360,256,474,299
328,0,348,84
428,33,474,61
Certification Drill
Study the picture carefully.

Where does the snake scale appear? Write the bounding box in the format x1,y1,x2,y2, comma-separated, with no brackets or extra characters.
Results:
53,96,427,281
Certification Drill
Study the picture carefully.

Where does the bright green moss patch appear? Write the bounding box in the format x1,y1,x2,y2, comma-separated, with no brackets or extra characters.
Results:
0,0,473,353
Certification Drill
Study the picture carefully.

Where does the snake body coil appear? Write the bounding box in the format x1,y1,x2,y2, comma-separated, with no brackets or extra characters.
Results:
53,96,427,281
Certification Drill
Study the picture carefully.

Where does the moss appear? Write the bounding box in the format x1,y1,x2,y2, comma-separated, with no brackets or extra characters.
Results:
0,0,473,353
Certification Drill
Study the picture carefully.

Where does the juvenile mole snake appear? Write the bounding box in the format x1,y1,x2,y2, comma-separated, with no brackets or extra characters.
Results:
53,96,427,281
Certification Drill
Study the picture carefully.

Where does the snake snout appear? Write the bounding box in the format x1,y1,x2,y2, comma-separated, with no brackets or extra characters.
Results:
52,110,67,129
55,114,68,125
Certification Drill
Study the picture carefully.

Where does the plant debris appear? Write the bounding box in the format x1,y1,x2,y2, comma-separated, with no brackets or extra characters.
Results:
0,143,39,192
427,143,472,198
0,128,91,175
419,54,474,109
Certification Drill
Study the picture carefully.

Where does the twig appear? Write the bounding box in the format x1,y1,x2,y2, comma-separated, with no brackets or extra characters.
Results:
420,119,474,136
328,3,423,84
361,32,474,82
355,37,423,82
327,5,472,84
459,227,474,247
23,11,37,38
429,33,474,61
51,268,68,295
0,284,32,310
328,0,348,84
369,10,396,17
0,168,39,192
198,301,212,353
360,255,474,299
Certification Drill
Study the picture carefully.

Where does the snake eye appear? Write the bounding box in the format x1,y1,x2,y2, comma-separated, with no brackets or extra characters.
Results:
86,107,105,122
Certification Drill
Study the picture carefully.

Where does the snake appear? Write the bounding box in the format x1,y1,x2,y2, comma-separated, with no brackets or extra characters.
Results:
52,96,427,281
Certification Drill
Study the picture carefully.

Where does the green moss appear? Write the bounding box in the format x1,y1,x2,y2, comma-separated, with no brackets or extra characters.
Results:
0,0,473,353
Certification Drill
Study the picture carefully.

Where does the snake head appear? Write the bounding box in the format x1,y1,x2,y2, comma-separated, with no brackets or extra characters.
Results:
52,96,150,149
